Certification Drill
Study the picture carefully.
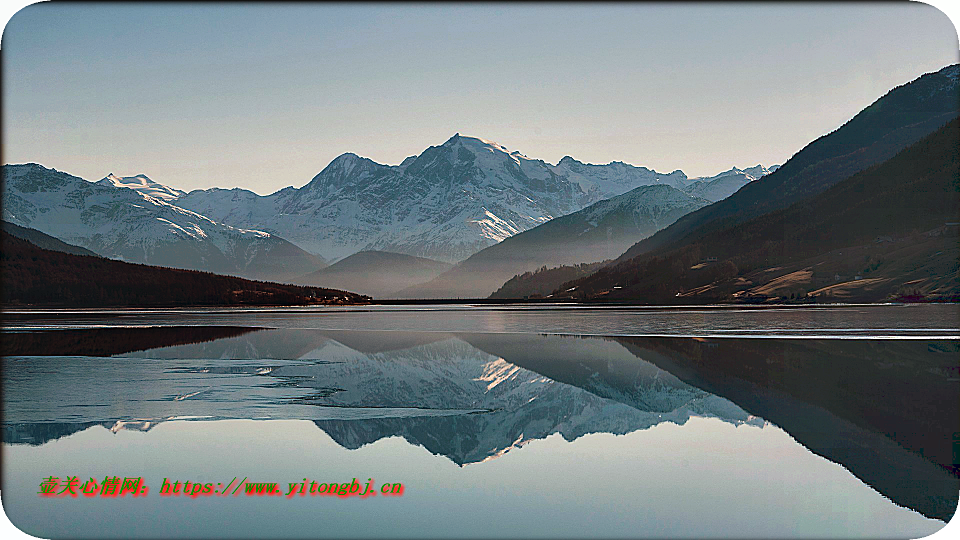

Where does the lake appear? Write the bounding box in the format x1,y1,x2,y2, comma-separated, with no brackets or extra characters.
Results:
2,304,958,538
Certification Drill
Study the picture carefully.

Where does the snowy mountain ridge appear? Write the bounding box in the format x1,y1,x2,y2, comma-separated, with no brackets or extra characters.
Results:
2,163,325,281
170,133,773,263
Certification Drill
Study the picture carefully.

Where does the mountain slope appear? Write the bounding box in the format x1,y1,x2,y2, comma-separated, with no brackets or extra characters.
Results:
174,134,700,263
1,221,99,256
294,251,451,298
556,117,960,303
0,231,369,307
2,164,325,281
396,184,711,299
616,64,960,263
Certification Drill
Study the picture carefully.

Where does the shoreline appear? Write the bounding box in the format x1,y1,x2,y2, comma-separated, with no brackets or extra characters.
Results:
2,301,957,317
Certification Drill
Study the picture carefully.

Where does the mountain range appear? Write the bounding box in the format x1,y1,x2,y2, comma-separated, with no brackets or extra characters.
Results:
3,135,771,294
2,164,325,281
172,134,710,264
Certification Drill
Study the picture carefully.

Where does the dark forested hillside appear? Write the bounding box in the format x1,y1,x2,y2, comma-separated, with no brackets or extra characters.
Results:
1,326,259,356
1,232,370,307
555,118,960,303
1,221,99,257
489,262,608,299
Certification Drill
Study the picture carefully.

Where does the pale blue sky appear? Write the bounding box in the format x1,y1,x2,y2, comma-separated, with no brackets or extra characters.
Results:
3,3,958,194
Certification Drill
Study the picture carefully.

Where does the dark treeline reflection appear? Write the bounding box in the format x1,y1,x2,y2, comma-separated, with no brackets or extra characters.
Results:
1,325,262,356
2,327,957,521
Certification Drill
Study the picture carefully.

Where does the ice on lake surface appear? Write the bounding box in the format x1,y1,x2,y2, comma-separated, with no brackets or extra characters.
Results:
2,304,958,538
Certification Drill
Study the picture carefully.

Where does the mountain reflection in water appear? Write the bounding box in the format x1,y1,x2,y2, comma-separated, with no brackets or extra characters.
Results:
2,325,957,523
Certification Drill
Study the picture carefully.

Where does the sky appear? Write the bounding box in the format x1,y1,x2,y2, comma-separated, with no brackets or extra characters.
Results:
2,3,959,194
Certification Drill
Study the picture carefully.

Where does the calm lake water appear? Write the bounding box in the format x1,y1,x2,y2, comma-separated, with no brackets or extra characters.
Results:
2,304,958,538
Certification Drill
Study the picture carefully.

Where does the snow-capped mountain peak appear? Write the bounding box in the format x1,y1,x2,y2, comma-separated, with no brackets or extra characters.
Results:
316,152,377,177
302,152,391,194
443,133,510,153
98,173,185,202
740,164,778,180
324,152,363,168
